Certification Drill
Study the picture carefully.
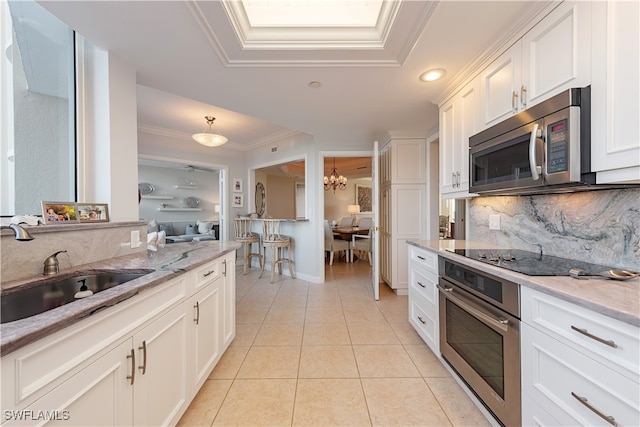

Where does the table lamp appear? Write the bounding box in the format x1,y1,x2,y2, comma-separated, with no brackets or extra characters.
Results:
347,204,360,226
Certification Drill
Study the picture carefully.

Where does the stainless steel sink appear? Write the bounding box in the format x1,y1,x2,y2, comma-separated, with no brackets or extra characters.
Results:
1,270,153,324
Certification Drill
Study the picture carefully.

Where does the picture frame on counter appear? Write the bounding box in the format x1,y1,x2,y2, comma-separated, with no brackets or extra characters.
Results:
232,193,244,208
233,178,243,193
41,201,79,224
77,203,110,223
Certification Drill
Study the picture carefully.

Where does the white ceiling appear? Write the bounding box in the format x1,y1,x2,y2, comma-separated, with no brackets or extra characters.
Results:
39,0,547,153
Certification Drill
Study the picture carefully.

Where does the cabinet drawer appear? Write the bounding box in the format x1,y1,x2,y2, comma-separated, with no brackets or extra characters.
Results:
409,266,438,307
409,246,438,274
522,287,639,383
409,291,439,354
192,258,222,291
522,323,640,426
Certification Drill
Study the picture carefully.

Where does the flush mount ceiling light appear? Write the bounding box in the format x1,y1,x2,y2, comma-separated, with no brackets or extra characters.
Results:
192,116,228,147
419,68,446,82
324,157,347,193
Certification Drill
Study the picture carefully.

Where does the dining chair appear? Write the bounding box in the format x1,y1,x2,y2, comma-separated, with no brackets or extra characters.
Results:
324,220,351,265
337,216,353,227
356,217,373,230
259,219,296,283
351,227,372,265
234,218,262,275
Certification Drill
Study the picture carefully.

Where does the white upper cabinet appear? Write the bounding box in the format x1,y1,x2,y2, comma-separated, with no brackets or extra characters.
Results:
440,78,479,198
480,1,592,130
590,0,640,183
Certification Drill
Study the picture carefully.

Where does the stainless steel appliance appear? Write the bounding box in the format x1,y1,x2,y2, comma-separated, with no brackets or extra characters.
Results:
438,256,521,427
469,87,593,195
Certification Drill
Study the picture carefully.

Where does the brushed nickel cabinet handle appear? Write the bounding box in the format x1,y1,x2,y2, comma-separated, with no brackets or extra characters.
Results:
571,392,617,426
417,316,426,324
194,301,200,325
417,281,426,288
223,260,227,277
520,85,527,108
138,341,147,374
126,349,135,385
571,325,617,348
203,269,215,277
512,91,518,112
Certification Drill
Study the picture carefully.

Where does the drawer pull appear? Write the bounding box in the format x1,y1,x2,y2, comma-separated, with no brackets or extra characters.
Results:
203,269,215,277
138,341,147,375
126,349,135,385
417,281,426,288
223,260,227,277
417,316,426,324
194,301,200,325
417,255,426,261
571,392,617,426
570,325,617,348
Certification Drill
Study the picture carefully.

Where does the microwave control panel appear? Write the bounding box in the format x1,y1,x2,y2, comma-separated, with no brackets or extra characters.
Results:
546,119,569,174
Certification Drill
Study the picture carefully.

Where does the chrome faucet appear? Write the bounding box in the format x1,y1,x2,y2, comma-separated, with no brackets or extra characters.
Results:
43,250,67,275
0,224,34,241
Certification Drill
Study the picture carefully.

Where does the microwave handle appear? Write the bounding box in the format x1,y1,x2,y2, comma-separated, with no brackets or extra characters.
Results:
529,123,542,181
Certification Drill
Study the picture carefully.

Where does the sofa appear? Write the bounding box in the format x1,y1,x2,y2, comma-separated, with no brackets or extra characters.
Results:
148,219,218,243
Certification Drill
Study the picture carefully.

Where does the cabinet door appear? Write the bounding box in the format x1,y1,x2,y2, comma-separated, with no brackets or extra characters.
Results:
521,1,591,108
221,254,236,348
191,275,223,389
133,304,190,427
457,79,479,193
379,185,391,285
591,0,640,183
390,139,426,184
480,42,522,128
439,98,457,195
21,340,133,427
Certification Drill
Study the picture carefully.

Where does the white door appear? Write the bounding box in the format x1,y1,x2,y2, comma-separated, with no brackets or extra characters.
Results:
371,141,380,300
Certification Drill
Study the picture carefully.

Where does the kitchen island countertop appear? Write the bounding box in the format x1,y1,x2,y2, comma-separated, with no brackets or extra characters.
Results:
408,240,640,327
1,240,241,356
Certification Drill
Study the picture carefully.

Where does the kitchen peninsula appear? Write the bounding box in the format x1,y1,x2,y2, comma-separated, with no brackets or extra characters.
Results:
1,240,240,426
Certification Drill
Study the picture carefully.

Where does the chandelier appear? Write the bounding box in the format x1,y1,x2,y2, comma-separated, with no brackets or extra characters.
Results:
324,157,347,193
192,116,228,147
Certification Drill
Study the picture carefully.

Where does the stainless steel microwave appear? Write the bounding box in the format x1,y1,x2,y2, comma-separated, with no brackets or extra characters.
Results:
469,87,594,195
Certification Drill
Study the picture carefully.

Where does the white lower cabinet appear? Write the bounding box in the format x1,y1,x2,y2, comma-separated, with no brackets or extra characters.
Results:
521,287,640,427
407,245,439,354
1,251,236,427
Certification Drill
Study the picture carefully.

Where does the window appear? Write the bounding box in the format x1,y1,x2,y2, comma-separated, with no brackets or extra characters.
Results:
1,0,76,216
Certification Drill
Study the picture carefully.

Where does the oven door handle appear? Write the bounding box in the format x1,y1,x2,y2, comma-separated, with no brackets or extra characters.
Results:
438,285,510,332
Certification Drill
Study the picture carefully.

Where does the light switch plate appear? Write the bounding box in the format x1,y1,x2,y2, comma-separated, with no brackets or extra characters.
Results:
489,214,501,230
130,230,141,248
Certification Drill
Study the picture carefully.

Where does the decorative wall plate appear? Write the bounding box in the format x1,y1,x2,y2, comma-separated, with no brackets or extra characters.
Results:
138,182,154,195
184,197,200,208
255,182,265,217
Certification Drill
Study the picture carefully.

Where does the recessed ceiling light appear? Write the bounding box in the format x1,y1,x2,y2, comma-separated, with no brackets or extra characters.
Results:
419,68,446,82
309,81,322,88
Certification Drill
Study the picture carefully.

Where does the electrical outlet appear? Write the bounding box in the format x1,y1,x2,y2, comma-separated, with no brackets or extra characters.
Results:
130,230,141,248
489,214,501,230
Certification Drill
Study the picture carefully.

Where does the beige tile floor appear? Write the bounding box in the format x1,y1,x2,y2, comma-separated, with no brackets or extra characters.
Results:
177,258,491,427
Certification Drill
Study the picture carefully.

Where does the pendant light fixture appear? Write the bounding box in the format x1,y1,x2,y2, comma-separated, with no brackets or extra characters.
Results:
324,157,347,193
192,116,228,147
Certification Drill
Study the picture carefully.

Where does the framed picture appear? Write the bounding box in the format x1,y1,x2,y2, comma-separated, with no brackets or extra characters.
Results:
232,193,244,208
355,184,372,212
233,178,243,193
77,203,110,223
41,201,79,224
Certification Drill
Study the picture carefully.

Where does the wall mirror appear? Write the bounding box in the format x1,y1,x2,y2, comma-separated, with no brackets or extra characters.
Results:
253,159,306,219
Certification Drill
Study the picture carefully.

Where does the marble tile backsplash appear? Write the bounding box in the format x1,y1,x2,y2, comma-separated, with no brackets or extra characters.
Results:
468,189,640,271
1,222,147,284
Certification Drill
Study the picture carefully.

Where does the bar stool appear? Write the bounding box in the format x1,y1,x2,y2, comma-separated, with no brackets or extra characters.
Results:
234,218,262,275
259,219,296,283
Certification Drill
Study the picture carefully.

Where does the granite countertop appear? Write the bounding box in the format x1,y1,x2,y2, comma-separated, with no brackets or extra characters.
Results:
408,240,640,327
1,240,241,356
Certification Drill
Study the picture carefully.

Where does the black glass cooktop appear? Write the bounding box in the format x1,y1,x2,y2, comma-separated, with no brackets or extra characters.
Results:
446,248,612,276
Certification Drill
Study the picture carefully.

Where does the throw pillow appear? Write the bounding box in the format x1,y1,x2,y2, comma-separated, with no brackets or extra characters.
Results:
185,224,197,235
148,219,159,233
158,223,174,236
197,220,213,235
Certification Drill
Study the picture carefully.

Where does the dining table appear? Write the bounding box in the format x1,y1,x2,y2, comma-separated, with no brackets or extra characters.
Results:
333,226,369,241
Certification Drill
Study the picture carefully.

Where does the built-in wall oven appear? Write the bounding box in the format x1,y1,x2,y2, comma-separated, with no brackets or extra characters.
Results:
438,256,521,427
